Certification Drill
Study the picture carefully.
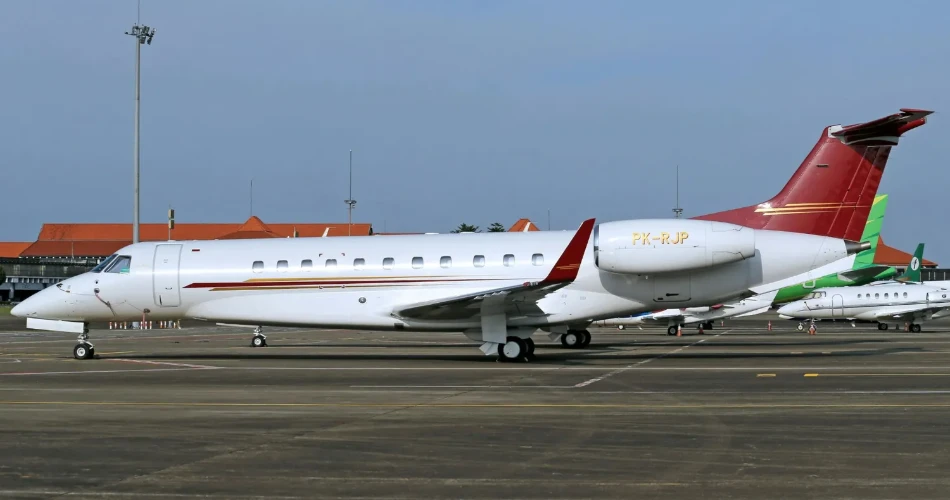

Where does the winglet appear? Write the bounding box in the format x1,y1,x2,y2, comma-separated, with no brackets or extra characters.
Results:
896,243,925,283
542,218,595,284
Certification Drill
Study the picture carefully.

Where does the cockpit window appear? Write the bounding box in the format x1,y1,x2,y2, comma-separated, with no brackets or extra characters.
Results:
105,255,132,274
91,254,118,273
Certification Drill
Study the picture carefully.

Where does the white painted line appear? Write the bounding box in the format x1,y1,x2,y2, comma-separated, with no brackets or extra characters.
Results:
574,331,729,387
110,359,221,370
0,368,200,376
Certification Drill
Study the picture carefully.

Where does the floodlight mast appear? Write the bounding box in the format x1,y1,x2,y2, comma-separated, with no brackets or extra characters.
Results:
124,24,155,244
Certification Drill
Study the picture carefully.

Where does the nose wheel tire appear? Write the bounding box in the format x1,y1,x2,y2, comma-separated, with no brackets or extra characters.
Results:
878,323,889,331
251,334,267,347
797,323,805,331
667,325,678,336
498,337,528,362
73,343,94,360
911,324,922,333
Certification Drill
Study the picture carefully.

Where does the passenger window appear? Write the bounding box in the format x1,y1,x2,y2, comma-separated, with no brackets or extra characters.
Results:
532,253,544,266
354,258,365,270
440,256,452,268
884,293,889,299
277,260,288,272
857,294,862,298
301,259,312,270
503,254,515,267
875,293,879,299
903,292,908,298
106,255,132,274
252,261,264,273
383,257,394,270
412,257,424,269
326,259,337,268
473,255,485,268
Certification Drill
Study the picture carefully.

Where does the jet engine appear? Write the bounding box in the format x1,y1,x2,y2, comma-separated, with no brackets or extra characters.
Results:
594,219,756,274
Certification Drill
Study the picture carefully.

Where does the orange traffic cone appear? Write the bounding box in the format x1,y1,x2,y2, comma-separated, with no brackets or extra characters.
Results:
698,323,704,335
768,320,772,332
808,324,817,335
676,325,682,337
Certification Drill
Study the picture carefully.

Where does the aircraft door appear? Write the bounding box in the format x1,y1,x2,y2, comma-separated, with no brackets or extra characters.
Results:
832,294,844,317
653,273,691,303
153,244,183,307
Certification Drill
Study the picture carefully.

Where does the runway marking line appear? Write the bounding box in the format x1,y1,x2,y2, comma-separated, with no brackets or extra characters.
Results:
573,330,730,388
1,401,949,410
756,373,776,378
109,359,221,370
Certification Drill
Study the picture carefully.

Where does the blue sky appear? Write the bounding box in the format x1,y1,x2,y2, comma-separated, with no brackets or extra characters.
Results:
2,1,948,260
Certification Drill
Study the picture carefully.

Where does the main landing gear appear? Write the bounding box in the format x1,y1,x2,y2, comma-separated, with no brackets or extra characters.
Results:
497,336,536,362
560,329,591,349
877,322,889,331
73,331,95,360
667,325,679,336
910,323,922,333
251,326,267,347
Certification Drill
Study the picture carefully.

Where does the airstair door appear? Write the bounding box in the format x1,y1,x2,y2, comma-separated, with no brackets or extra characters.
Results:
832,294,844,317
153,244,182,307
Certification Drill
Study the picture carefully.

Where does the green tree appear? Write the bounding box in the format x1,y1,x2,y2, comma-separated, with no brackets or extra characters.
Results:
487,222,506,232
451,223,480,233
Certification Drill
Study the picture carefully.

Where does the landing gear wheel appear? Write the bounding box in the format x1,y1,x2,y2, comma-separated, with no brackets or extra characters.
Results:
524,338,536,357
911,323,922,333
617,325,625,330
498,337,527,362
578,330,592,348
797,323,805,332
251,334,267,347
560,331,582,348
878,323,888,331
73,343,94,360
667,325,678,336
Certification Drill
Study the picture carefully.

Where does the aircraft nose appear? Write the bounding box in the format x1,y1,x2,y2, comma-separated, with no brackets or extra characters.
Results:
776,303,798,316
9,286,68,320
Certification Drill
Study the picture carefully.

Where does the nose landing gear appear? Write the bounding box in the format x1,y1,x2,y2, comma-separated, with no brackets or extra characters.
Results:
73,331,95,360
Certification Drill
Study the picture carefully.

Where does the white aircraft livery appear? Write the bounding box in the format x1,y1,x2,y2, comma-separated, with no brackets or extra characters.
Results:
776,284,950,333
11,108,931,361
14,218,859,361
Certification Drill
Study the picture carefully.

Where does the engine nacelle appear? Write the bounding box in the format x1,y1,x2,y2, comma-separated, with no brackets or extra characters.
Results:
594,219,756,274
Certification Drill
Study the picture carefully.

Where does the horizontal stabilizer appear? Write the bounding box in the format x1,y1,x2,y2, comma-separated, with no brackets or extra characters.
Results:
831,108,933,145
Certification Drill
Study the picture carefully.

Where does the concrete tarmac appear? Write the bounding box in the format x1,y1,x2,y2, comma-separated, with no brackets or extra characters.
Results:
1,318,949,499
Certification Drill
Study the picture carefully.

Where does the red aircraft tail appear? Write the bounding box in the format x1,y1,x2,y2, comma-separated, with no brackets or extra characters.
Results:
694,108,932,241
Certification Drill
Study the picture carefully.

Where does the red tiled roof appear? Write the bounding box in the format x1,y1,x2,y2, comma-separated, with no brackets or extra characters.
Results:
19,240,129,258
508,219,539,232
0,242,31,258
35,218,372,241
873,237,938,267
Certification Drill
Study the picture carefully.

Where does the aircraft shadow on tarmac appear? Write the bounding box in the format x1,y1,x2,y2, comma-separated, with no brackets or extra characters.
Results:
99,343,928,363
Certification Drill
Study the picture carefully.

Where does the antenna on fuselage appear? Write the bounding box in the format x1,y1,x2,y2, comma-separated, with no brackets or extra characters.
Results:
672,165,683,219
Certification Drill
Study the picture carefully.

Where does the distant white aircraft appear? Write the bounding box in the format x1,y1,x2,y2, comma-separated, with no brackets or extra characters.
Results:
595,290,778,335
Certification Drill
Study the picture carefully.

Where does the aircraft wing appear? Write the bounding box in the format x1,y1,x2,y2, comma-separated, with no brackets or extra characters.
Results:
872,305,950,321
392,219,595,322
838,266,894,283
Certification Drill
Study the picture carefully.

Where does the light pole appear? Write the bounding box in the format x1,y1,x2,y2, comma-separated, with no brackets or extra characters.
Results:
125,23,155,243
344,150,357,236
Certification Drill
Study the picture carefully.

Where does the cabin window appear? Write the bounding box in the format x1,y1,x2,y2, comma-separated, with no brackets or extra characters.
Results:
326,259,337,268
301,259,312,270
857,294,862,298
440,256,452,268
412,257,424,269
383,257,394,270
503,254,515,267
903,292,908,298
532,253,544,266
277,260,288,272
354,258,365,270
105,255,132,274
252,261,264,273
875,293,879,299
473,255,486,268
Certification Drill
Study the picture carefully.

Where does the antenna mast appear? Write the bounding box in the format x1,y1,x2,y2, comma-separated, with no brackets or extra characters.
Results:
672,165,683,218
344,150,357,236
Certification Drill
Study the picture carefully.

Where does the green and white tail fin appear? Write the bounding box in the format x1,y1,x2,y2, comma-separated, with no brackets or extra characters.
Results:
852,194,888,270
896,243,925,283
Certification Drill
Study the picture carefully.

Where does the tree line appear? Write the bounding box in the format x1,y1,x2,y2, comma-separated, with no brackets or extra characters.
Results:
451,222,506,233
